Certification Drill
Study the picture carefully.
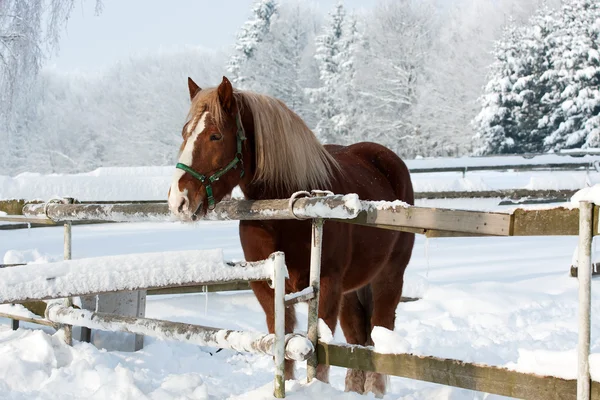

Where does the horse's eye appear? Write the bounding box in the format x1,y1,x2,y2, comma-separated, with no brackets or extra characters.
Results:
210,133,223,141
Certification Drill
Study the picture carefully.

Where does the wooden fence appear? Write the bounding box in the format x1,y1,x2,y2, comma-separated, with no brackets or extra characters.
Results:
0,247,308,398
0,195,598,399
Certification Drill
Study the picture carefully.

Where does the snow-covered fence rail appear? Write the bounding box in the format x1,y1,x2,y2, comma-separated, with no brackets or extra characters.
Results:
7,195,600,399
317,341,599,400
20,195,361,223
0,250,275,304
0,250,305,398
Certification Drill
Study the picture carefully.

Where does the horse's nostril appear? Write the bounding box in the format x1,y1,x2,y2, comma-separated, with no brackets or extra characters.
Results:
178,197,188,213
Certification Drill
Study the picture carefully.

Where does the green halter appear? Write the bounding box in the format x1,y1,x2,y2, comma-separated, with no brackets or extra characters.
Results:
176,114,246,211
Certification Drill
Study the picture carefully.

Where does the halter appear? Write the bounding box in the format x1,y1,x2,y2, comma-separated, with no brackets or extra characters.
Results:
176,114,246,211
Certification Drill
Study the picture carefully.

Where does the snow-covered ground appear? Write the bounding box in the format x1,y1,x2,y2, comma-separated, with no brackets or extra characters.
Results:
1,218,598,399
2,153,600,201
1,163,598,399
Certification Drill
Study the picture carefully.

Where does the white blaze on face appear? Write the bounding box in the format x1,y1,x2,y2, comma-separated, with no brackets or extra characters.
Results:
168,112,209,214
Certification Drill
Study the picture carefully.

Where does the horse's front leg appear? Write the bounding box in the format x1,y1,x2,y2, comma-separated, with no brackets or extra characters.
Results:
314,274,343,383
250,280,297,379
241,222,297,380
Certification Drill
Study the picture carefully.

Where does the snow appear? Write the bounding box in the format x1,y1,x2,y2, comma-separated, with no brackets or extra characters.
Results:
285,286,314,303
3,158,600,202
1,219,597,399
363,199,411,210
571,184,600,206
301,194,361,219
0,249,275,304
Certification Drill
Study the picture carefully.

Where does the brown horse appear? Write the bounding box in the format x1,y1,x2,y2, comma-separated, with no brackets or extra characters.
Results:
168,76,415,396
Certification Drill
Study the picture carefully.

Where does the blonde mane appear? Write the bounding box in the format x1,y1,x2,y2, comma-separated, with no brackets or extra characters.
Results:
188,87,340,194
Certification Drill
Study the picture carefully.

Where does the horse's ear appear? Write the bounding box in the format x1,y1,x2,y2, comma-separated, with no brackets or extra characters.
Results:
217,76,234,113
188,77,201,100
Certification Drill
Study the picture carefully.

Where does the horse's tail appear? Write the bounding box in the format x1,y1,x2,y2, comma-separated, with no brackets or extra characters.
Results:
356,284,374,345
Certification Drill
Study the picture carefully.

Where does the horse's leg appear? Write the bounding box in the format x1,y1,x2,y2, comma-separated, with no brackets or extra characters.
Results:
365,245,413,397
339,287,372,394
315,275,343,383
251,281,298,379
241,223,297,380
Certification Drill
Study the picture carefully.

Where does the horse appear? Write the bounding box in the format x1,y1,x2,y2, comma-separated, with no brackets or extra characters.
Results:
168,76,415,397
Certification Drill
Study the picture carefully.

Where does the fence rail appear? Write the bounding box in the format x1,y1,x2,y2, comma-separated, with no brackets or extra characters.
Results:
318,342,599,400
1,194,597,399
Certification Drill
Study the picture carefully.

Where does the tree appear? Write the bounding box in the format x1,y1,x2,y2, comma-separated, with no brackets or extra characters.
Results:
247,1,322,126
309,1,362,145
474,0,599,154
357,0,436,157
0,0,102,174
542,0,600,150
473,8,559,154
227,0,277,88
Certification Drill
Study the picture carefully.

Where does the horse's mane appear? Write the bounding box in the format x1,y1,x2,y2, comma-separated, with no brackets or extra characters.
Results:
188,87,340,194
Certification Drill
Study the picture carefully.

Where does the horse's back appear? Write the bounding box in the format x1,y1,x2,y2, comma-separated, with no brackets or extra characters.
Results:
324,142,415,292
326,142,414,205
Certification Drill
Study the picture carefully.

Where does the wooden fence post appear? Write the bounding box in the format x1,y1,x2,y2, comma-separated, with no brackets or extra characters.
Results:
578,201,593,400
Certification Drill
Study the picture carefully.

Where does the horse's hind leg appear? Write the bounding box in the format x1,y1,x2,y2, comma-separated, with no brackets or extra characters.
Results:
339,285,373,394
366,243,413,397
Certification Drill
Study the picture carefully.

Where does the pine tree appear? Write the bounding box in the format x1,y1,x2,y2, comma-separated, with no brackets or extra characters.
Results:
248,1,321,125
227,0,277,88
309,2,362,145
474,0,600,154
473,7,559,154
542,0,600,149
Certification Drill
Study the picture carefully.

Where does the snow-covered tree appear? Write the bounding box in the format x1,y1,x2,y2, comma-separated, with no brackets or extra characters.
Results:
542,0,600,150
309,2,362,145
474,0,599,154
356,0,436,156
227,0,277,88
247,1,321,126
473,8,559,154
18,48,225,173
0,0,102,174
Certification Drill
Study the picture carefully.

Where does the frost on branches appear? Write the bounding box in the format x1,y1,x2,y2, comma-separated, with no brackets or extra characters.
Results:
474,0,600,154
227,0,277,88
308,2,362,145
0,0,102,174
227,0,319,126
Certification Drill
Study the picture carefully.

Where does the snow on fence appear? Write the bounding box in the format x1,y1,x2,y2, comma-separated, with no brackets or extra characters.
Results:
0,246,308,398
3,194,600,399
0,249,276,304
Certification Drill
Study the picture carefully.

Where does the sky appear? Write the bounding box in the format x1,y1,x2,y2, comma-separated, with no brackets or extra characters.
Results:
50,0,378,71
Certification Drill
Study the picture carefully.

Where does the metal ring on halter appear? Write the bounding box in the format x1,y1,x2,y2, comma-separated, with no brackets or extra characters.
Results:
288,191,312,220
43,197,67,221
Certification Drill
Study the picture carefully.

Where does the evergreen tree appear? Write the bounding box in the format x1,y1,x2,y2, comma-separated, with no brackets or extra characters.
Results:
475,0,600,154
309,2,362,145
227,0,277,88
474,7,560,154
542,0,600,149
249,2,321,126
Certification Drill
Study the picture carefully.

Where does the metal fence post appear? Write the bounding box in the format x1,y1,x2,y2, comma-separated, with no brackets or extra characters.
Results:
306,195,325,382
577,201,593,400
62,217,73,345
273,252,286,398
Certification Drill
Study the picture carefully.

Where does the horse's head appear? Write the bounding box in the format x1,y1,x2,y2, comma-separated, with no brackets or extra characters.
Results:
168,76,246,220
